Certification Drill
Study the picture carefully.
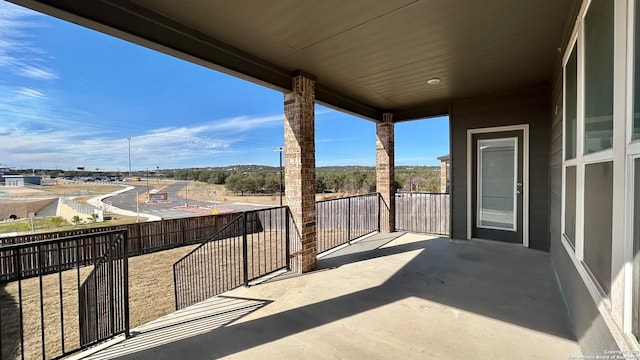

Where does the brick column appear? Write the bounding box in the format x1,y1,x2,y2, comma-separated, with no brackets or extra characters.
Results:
440,159,448,193
376,113,395,233
284,73,316,273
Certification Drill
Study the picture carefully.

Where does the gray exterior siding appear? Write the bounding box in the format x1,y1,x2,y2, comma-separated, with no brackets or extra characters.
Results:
449,88,551,251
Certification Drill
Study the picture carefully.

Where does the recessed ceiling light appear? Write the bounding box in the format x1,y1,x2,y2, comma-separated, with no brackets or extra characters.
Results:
427,78,441,85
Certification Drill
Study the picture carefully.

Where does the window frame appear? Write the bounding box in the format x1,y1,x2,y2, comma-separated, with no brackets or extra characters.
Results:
561,0,620,321
627,0,640,340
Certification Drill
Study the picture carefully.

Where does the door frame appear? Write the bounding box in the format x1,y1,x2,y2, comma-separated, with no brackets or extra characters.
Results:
466,124,530,247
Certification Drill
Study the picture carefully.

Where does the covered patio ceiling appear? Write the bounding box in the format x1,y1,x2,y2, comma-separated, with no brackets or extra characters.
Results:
10,0,579,122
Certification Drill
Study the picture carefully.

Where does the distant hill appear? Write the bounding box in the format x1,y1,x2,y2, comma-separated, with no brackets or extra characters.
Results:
164,165,438,173
11,164,440,178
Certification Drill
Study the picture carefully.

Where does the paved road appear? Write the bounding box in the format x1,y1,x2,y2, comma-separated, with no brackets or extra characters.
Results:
104,181,267,220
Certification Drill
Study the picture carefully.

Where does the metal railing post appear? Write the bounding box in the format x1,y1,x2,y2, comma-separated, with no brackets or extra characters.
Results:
285,207,291,271
0,255,3,358
108,236,116,336
38,244,45,360
16,248,25,360
377,193,381,232
173,263,179,311
242,212,249,287
347,196,351,244
122,231,130,338
92,237,99,342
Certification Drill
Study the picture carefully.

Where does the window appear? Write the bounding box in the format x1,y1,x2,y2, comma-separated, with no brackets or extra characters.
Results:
564,166,576,248
583,0,614,154
562,0,617,301
566,47,577,159
583,161,613,294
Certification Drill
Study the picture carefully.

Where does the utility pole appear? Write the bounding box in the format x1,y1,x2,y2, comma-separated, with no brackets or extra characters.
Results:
274,146,283,206
146,168,149,201
185,180,189,207
407,167,414,193
127,137,132,177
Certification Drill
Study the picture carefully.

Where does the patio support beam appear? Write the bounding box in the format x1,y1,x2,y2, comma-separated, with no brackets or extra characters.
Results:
284,72,317,273
376,113,395,232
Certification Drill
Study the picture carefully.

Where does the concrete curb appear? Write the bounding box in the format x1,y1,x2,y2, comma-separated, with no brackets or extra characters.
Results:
88,186,162,222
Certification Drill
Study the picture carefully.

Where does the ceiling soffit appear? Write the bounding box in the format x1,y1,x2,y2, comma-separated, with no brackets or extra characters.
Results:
10,0,578,122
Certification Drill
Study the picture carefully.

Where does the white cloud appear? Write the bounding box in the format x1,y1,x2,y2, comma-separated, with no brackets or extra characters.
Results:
208,114,282,132
317,137,355,143
16,64,58,80
0,120,247,170
0,2,59,80
14,86,45,99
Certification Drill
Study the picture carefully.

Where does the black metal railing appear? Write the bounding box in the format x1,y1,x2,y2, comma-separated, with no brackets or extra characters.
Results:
173,207,291,310
78,232,129,349
316,193,380,254
395,192,450,235
0,229,129,360
0,213,239,282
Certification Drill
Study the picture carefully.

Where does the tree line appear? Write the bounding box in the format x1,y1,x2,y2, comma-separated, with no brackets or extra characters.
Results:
12,165,444,194
161,165,442,195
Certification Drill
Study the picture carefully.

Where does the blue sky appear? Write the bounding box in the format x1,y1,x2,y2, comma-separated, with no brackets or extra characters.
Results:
0,1,449,171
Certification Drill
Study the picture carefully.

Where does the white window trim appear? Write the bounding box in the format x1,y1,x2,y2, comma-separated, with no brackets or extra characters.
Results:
562,37,579,253
562,0,617,293
612,0,630,336
625,155,639,340
625,0,638,338
582,148,615,164
561,0,640,352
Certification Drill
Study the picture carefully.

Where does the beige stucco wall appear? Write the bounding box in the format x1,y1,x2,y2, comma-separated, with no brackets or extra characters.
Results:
58,201,100,223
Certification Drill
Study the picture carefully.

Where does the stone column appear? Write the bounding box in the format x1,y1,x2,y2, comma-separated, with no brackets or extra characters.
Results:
284,73,316,273
376,113,395,233
439,156,449,193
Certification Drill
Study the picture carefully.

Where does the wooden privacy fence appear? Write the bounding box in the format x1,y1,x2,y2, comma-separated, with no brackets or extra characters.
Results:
395,192,450,236
0,213,238,282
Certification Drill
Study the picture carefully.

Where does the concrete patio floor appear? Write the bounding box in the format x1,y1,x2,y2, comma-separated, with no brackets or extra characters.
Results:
79,232,580,359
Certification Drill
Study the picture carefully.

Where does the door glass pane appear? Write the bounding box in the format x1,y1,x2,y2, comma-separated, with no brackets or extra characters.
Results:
584,0,614,153
584,161,613,294
565,46,577,159
477,138,516,230
564,166,576,248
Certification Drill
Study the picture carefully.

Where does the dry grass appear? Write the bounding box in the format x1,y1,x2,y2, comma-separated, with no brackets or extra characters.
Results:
0,187,358,359
180,182,353,206
173,230,290,309
0,267,94,360
127,245,197,327
0,245,196,360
